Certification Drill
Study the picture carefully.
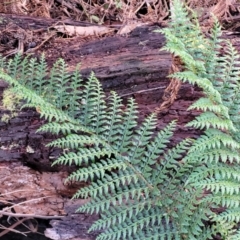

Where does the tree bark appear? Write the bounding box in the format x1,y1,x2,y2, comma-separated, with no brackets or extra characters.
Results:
0,13,171,95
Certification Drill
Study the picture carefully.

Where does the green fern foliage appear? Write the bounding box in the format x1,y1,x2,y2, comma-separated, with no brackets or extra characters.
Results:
157,0,240,238
0,54,205,239
0,54,194,239
1,0,240,238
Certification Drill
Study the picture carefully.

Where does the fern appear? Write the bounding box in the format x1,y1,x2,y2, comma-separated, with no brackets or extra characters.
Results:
0,57,198,239
0,57,188,238
158,0,240,238
0,0,240,238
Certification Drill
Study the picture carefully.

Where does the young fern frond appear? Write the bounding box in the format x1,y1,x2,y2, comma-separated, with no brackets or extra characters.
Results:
67,64,82,117
6,53,22,79
79,72,106,130
104,91,124,143
33,54,48,96
114,98,139,152
0,55,6,69
203,17,223,83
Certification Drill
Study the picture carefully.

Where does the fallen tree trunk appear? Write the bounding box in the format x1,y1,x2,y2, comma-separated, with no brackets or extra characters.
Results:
0,13,170,95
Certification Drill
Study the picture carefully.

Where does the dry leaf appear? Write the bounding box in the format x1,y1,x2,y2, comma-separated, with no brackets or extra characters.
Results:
117,22,145,35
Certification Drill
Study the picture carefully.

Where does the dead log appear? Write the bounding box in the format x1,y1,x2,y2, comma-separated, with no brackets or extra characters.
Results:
0,13,174,101
0,13,97,30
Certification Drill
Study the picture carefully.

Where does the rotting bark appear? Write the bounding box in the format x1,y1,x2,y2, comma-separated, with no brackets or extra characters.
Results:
1,13,237,115
0,13,98,30
0,13,170,98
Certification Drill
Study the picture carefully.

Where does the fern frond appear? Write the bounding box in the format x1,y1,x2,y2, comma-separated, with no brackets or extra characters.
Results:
215,41,240,94
47,134,105,149
89,198,153,231
193,178,240,195
73,171,141,199
25,57,39,90
67,64,82,117
204,16,223,83
49,59,71,108
75,168,149,204
152,138,192,186
141,121,176,178
115,97,138,152
53,148,112,166
214,208,240,225
203,194,240,208
186,112,234,131
128,113,158,165
32,54,48,96
187,129,239,153
79,72,107,131
173,71,222,103
36,122,87,135
188,162,240,183
17,54,33,85
104,91,124,143
95,207,170,240
6,53,22,79
67,158,126,182
188,97,229,116
187,147,240,165
0,54,6,69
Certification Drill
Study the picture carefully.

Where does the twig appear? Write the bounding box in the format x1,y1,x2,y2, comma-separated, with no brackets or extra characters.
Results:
2,195,55,212
119,86,166,98
0,217,32,237
0,211,65,220
25,33,56,53
0,189,36,196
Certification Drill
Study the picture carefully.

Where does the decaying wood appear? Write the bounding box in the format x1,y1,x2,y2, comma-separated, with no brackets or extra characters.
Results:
0,14,171,100
0,13,98,30
0,162,84,216
45,200,100,240
0,161,98,240
0,13,178,121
